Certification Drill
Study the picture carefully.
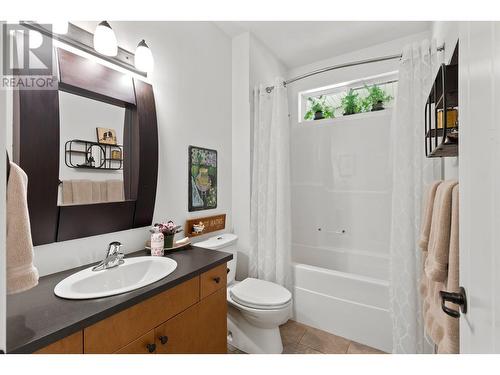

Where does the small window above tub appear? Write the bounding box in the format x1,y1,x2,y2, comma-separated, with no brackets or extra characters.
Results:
299,71,398,123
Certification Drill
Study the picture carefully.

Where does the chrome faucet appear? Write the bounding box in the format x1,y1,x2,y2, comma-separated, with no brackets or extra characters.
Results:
92,241,124,271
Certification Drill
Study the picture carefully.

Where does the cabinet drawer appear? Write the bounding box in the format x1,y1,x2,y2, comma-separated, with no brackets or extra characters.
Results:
35,331,83,354
115,330,156,354
200,263,227,299
84,277,200,353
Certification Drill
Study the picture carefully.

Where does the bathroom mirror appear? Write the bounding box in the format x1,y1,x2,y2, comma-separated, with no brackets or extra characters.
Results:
58,91,126,206
13,47,158,245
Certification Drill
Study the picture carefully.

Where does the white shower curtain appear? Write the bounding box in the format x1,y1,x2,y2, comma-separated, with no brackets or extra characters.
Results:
249,78,292,289
389,40,441,353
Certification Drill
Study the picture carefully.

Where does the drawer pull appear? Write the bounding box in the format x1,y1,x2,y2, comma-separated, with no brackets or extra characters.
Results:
159,335,169,345
226,268,230,274
213,276,221,284
146,343,156,353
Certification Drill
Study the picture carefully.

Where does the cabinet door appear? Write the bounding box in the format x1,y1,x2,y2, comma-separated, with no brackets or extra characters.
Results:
155,304,200,354
84,277,199,353
115,330,156,354
200,263,227,299
35,331,83,354
197,288,227,354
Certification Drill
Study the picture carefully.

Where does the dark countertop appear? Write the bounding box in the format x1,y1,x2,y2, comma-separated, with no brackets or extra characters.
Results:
7,246,232,353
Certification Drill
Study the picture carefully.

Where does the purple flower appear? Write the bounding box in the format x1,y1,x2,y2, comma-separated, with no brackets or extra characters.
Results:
153,219,183,236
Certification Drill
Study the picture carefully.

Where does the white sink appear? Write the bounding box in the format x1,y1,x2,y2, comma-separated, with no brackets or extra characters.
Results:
54,256,177,300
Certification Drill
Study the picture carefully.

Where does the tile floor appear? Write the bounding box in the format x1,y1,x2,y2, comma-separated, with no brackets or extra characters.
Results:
227,320,386,354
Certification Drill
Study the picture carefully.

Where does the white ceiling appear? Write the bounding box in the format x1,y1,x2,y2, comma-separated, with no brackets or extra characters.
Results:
215,21,431,69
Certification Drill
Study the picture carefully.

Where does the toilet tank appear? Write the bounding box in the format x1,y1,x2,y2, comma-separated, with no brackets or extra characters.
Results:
194,233,238,284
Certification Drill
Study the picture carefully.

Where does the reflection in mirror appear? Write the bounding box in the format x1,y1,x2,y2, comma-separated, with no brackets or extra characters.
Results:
58,91,126,206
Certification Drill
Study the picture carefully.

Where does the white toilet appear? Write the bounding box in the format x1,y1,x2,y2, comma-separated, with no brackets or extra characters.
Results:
195,233,292,354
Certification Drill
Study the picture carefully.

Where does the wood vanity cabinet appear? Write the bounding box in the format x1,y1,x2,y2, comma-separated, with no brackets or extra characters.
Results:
35,263,227,354
35,331,83,354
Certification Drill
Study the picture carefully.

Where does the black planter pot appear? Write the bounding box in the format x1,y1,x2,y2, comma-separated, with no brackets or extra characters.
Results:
371,100,384,111
314,111,324,120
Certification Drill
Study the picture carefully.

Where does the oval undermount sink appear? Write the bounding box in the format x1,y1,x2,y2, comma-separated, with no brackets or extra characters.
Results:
54,256,177,300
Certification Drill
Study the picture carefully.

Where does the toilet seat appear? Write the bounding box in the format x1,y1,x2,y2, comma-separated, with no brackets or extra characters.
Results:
229,278,292,310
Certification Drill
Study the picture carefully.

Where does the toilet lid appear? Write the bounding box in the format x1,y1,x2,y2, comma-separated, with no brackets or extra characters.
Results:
229,278,292,309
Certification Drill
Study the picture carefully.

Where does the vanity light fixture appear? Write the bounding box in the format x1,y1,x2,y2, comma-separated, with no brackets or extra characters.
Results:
134,39,154,73
52,21,69,35
93,20,118,57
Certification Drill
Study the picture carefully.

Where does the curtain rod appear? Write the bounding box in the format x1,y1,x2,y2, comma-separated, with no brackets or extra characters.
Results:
265,44,445,93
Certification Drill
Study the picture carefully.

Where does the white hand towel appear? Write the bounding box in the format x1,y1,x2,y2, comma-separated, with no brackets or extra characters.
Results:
7,162,39,294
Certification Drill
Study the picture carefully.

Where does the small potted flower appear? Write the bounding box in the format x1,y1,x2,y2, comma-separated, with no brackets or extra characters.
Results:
155,220,183,249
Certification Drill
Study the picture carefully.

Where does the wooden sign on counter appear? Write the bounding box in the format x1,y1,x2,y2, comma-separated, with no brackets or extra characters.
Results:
185,214,226,237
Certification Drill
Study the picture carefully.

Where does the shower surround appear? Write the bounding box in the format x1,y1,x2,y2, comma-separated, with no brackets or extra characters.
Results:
290,110,393,352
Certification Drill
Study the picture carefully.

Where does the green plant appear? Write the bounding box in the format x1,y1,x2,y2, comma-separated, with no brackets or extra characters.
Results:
361,84,393,111
340,89,362,115
304,95,334,120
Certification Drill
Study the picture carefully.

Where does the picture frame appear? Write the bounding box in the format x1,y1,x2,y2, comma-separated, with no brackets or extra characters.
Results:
188,146,217,212
96,127,118,145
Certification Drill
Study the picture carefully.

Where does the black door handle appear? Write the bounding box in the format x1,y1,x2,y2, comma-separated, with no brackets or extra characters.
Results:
146,343,156,353
440,287,467,318
213,276,221,284
159,335,168,345
227,268,230,274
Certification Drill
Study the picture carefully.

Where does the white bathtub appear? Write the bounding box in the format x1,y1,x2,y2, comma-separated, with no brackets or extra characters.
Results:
292,245,392,353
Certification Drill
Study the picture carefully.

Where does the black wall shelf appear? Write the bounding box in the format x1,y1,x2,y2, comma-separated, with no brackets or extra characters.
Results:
65,139,123,170
425,42,459,158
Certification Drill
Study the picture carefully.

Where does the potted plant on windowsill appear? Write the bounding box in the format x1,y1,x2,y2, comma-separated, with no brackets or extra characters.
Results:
304,95,334,121
340,89,361,116
361,84,393,112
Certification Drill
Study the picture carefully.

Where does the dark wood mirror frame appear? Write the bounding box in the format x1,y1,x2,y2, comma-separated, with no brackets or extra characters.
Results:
13,48,158,246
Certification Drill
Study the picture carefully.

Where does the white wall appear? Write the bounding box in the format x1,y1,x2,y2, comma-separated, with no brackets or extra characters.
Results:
231,32,286,280
432,21,460,65
249,36,287,88
231,33,251,279
458,21,500,353
32,22,232,276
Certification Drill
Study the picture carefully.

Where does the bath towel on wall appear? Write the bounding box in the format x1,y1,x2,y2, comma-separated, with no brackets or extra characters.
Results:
422,184,460,354
418,180,442,326
419,180,442,252
425,180,458,282
6,162,39,294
